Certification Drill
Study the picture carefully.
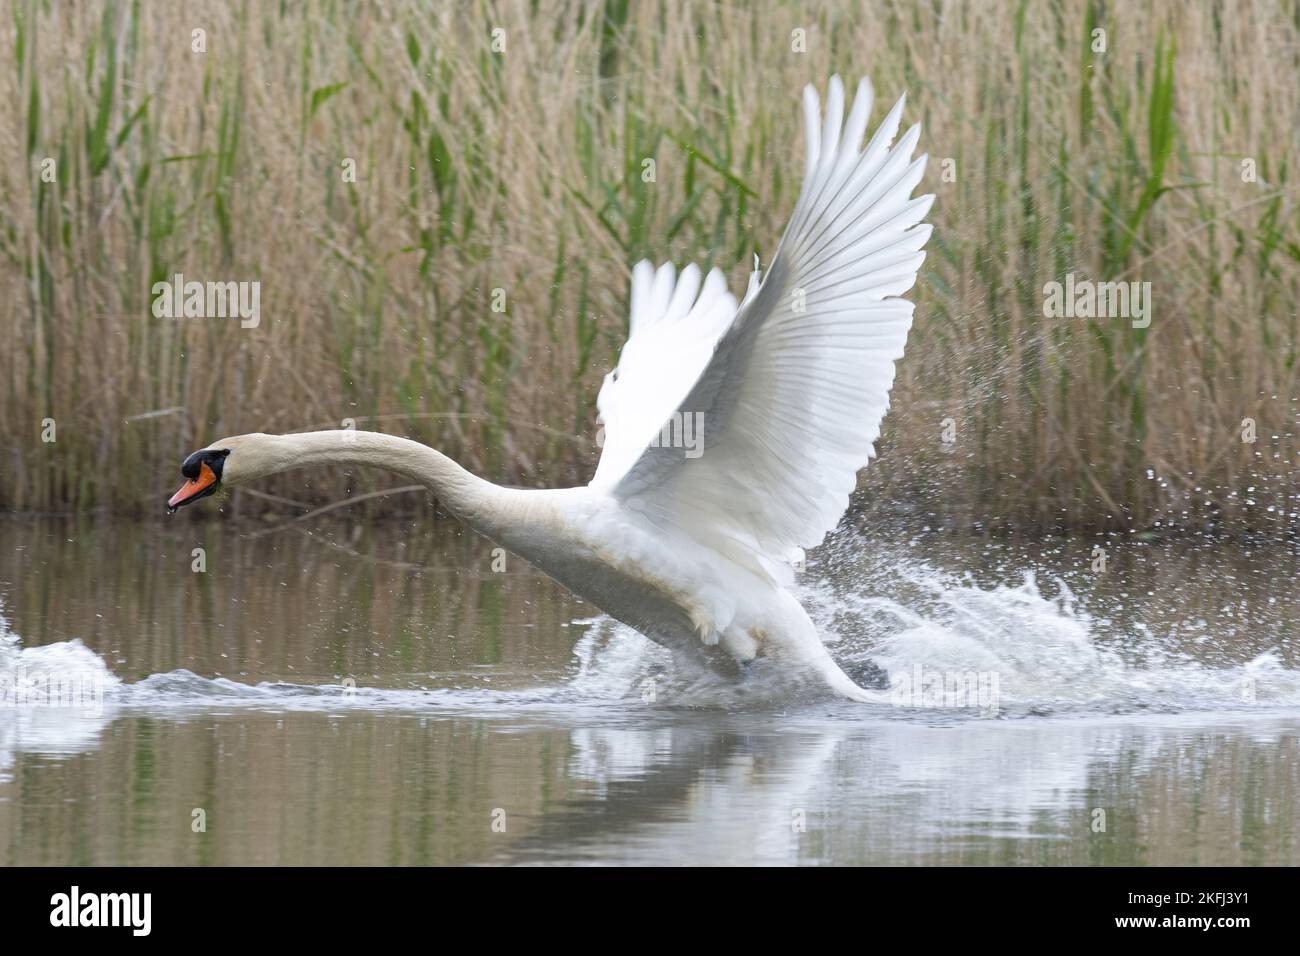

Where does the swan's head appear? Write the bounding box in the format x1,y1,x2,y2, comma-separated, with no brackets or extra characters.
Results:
166,433,278,513
166,447,230,512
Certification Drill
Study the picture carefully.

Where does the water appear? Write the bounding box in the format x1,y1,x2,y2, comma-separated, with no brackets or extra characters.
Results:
1,515,1298,865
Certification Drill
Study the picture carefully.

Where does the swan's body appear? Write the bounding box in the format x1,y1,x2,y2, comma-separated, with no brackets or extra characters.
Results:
168,77,932,701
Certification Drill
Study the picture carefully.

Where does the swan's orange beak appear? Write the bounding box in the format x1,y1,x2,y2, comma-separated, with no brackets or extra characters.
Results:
167,461,218,513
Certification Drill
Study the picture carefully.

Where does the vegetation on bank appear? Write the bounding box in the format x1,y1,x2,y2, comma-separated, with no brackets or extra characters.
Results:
2,0,1297,533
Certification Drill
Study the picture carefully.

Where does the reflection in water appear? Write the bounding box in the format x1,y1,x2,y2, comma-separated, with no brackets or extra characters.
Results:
3,710,1295,865
0,517,1298,865
506,717,1300,865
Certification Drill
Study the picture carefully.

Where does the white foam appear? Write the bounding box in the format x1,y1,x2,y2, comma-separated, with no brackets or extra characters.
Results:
1,608,120,780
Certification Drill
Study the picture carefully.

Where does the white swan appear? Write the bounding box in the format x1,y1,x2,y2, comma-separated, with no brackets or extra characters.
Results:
166,76,932,700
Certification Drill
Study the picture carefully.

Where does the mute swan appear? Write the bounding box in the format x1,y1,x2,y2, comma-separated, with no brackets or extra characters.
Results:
167,76,932,701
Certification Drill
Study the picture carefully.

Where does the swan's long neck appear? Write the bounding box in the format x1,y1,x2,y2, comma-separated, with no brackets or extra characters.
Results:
241,430,512,535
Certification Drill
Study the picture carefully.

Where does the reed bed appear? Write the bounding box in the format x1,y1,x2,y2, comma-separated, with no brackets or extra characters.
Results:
1,0,1297,533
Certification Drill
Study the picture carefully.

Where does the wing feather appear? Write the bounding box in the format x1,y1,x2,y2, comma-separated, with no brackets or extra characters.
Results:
609,76,933,566
591,262,737,488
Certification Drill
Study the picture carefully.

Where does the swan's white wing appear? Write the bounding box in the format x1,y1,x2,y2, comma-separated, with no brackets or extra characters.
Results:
612,76,933,565
591,261,737,488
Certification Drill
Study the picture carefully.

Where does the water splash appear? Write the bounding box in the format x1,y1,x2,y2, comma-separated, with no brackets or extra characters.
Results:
802,551,1300,717
2,548,1298,723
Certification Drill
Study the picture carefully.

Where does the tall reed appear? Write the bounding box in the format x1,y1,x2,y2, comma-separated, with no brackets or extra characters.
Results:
1,0,1297,533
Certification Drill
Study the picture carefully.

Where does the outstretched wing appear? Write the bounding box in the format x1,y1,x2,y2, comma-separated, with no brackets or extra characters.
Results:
590,261,737,488
611,75,933,565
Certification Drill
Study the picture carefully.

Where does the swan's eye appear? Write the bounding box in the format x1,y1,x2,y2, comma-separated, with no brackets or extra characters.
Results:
611,369,620,383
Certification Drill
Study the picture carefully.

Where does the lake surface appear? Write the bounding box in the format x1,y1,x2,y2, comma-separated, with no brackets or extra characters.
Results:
2,514,1298,865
